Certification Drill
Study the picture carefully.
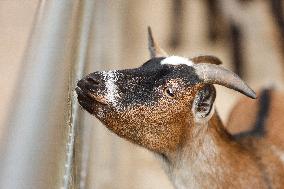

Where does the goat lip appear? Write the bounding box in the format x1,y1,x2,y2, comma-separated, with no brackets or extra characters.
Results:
76,86,88,98
75,86,108,106
76,87,108,115
76,87,95,113
88,93,108,105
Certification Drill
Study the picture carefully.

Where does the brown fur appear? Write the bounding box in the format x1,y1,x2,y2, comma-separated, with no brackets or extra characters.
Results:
76,29,284,188
227,90,284,151
191,55,222,65
159,112,284,189
101,82,201,154
78,79,284,188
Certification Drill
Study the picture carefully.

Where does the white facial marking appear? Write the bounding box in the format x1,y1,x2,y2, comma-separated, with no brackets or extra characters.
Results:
103,70,119,107
161,56,194,66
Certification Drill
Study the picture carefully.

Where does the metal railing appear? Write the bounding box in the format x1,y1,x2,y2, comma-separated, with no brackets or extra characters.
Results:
0,1,94,188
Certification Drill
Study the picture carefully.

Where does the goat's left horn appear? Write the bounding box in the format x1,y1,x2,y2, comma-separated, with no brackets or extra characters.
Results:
147,26,168,58
193,63,256,99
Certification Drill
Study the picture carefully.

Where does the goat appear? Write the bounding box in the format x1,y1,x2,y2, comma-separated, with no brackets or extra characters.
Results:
76,27,284,189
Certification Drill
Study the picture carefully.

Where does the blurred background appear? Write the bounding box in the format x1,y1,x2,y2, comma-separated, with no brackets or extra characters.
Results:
0,0,284,189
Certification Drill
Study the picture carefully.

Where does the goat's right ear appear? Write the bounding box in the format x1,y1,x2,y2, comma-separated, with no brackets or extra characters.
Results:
192,85,216,123
147,26,168,58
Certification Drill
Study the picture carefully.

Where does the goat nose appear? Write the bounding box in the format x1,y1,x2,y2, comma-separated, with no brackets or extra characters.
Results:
77,74,102,93
85,76,100,86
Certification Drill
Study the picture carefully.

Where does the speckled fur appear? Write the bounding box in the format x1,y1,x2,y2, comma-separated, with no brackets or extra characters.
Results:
77,58,202,153
76,54,284,188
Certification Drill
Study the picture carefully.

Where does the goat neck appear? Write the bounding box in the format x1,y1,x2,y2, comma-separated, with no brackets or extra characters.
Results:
159,113,267,189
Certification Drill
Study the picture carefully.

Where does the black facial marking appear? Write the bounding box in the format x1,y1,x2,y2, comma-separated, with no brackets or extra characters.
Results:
75,56,208,152
76,57,201,114
113,58,200,107
141,57,166,68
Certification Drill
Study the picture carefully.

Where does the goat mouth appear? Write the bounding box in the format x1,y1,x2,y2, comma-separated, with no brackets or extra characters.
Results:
75,87,107,114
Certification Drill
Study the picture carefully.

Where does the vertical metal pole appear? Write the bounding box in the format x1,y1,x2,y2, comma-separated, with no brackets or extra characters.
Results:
82,1,125,188
0,1,81,189
63,0,96,188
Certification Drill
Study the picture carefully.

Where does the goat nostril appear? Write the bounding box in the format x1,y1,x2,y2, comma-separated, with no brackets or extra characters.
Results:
86,77,100,86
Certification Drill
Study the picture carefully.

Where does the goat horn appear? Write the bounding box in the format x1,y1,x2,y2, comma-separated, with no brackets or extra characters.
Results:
193,63,256,99
147,26,168,58
191,55,222,65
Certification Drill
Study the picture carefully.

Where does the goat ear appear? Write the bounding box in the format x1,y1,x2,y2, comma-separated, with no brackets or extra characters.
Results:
192,85,216,122
147,26,168,58
190,55,222,65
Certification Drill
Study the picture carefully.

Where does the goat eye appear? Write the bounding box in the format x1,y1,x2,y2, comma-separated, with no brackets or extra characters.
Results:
164,87,175,98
